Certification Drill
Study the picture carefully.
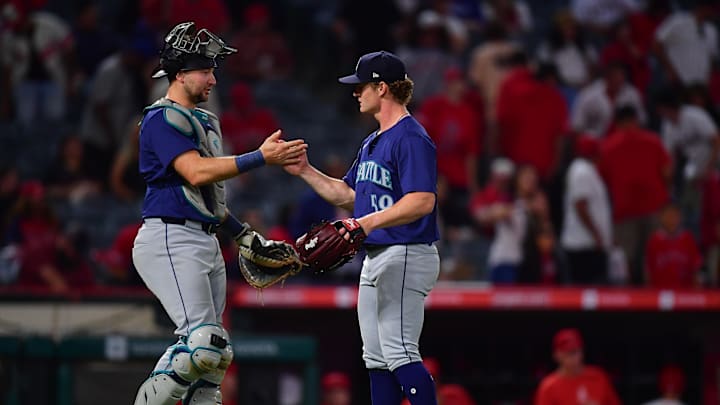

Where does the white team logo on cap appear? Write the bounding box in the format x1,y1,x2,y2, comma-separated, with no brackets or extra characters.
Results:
372,72,380,78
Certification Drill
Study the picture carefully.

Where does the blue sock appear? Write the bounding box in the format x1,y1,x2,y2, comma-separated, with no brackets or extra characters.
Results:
393,362,438,405
369,369,403,405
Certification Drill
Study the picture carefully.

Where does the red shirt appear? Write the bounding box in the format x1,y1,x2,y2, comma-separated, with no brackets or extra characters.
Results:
418,95,482,189
220,108,280,154
496,68,568,179
645,230,702,288
599,42,651,96
598,127,671,222
535,366,621,405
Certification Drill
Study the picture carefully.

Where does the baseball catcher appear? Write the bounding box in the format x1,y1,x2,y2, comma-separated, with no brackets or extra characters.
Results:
295,218,367,273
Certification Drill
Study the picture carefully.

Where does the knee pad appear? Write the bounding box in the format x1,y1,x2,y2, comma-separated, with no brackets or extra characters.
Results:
134,373,190,405
195,326,234,385
171,324,233,383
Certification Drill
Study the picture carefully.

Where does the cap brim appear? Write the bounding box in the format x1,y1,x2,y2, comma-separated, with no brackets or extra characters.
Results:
338,74,363,84
151,68,168,78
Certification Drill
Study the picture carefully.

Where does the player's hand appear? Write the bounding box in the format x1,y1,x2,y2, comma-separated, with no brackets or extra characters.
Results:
282,150,310,176
259,130,307,165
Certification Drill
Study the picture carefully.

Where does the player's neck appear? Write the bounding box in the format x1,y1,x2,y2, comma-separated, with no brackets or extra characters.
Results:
375,105,410,134
166,86,197,110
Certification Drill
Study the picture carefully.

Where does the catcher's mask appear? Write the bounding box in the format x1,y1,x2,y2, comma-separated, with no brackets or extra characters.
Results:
152,21,237,79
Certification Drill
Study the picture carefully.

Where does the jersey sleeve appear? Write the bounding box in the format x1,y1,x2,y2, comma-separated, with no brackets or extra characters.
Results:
396,132,437,194
143,110,199,172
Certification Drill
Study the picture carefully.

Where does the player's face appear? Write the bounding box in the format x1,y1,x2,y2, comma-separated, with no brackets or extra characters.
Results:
180,68,217,104
353,82,381,114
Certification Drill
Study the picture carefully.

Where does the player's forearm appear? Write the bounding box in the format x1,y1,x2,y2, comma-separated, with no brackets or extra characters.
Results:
174,150,265,186
299,165,355,210
358,192,435,234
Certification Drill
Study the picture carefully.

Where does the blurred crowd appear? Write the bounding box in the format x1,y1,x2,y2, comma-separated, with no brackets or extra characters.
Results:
1,0,720,293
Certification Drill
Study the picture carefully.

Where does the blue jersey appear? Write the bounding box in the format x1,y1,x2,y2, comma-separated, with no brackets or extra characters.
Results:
138,108,219,223
343,115,439,245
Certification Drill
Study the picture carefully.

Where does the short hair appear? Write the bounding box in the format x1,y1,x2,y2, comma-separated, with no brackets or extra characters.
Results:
387,78,414,106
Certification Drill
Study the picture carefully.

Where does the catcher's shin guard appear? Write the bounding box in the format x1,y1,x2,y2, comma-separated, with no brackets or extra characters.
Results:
133,373,190,405
183,379,222,405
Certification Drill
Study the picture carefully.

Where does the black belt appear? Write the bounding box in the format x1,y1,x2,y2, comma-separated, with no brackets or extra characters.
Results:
147,216,219,234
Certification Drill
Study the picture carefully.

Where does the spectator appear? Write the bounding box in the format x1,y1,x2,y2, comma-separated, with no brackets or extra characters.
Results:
71,1,118,81
598,106,672,285
92,221,142,286
467,22,519,139
495,50,569,181
535,328,621,405
571,0,640,34
561,135,612,285
536,10,597,101
572,61,646,138
226,3,293,82
401,357,476,405
418,0,470,55
486,165,549,284
109,117,145,202
645,203,702,289
220,82,281,155
599,19,652,97
5,181,94,292
44,133,102,204
470,157,515,236
0,3,74,124
321,371,352,405
395,9,458,106
656,87,719,234
653,0,718,87
480,0,533,39
418,67,482,229
642,365,687,405
140,0,229,35
79,30,156,181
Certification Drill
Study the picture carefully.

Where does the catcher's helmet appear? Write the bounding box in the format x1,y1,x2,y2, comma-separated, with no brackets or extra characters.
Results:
152,21,237,79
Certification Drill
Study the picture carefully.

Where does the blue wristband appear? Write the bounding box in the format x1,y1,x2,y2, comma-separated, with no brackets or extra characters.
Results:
221,214,250,239
234,150,265,173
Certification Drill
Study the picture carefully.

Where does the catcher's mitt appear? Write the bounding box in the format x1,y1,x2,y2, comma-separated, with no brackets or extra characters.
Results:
295,218,367,273
237,230,303,289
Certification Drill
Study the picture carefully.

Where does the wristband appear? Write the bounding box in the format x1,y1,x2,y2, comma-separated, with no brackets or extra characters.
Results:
234,150,265,173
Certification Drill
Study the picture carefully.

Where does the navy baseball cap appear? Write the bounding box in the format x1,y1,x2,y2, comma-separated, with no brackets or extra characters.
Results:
338,51,408,84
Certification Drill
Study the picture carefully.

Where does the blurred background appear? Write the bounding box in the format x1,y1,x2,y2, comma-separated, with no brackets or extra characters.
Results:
1,0,720,403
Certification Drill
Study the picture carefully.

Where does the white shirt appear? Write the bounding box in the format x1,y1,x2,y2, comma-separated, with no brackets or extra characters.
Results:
572,79,646,137
488,200,527,266
572,0,639,28
537,42,596,88
561,159,612,250
661,105,718,180
656,12,719,85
